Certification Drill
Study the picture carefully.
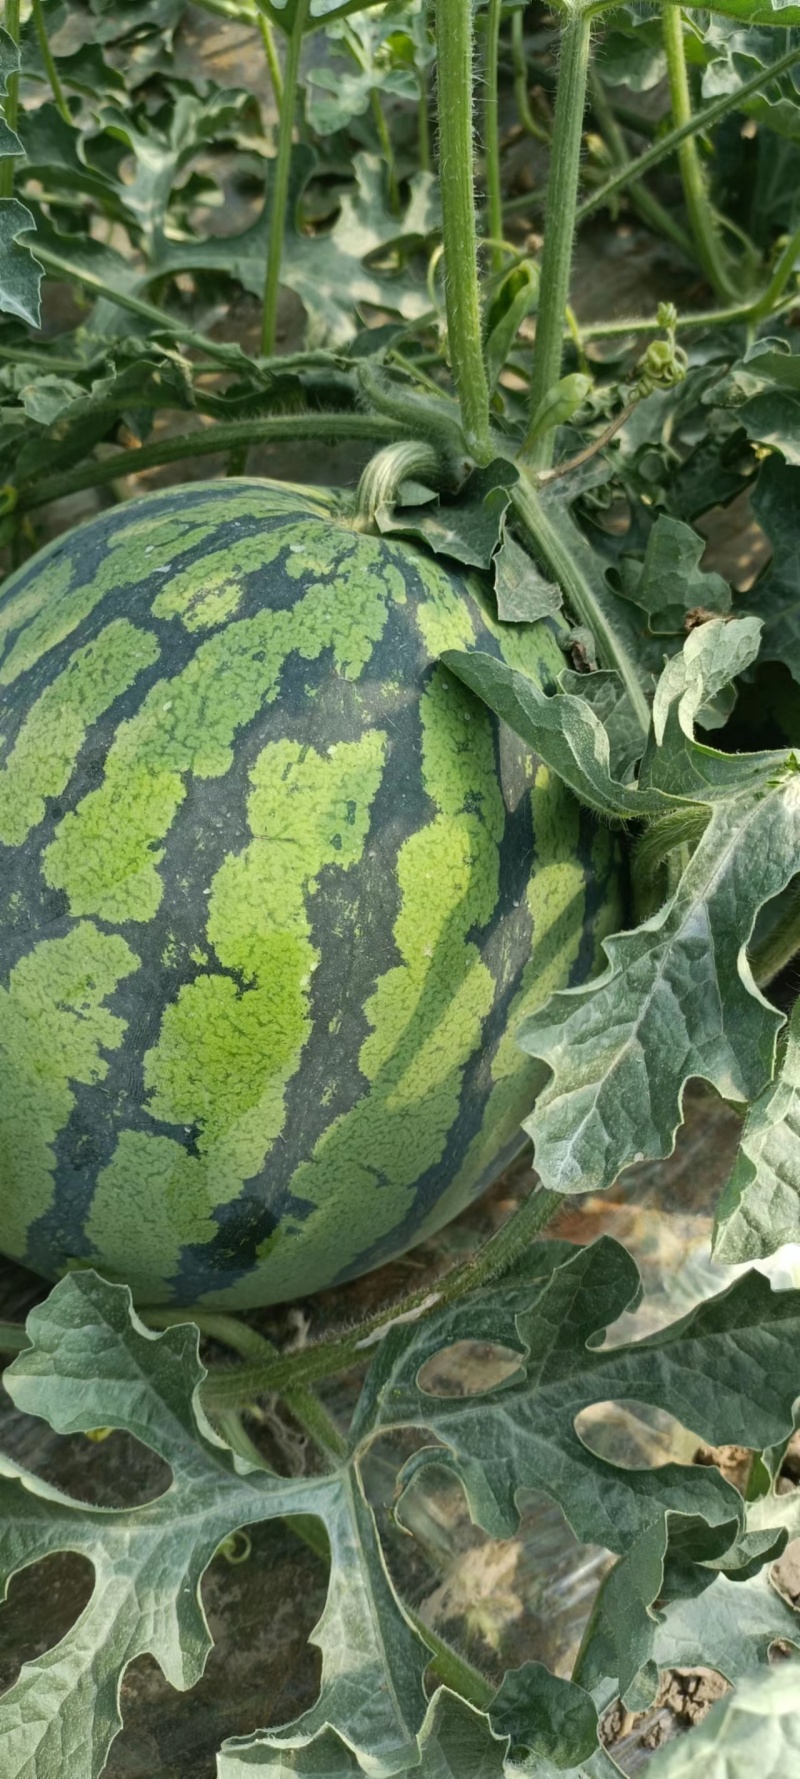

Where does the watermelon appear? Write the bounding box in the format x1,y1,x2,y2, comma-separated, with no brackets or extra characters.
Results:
0,478,620,1309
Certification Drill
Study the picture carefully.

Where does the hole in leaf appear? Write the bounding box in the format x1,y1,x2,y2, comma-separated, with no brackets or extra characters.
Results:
0,1414,171,1509
575,1400,700,1469
397,1468,614,1674
417,1340,523,1398
600,1668,730,1761
0,1553,94,1696
773,1534,800,1608
113,1522,327,1776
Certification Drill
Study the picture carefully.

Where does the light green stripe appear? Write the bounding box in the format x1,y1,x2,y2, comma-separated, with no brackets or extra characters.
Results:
0,924,138,1261
203,666,505,1307
0,485,325,687
43,531,399,923
149,522,313,631
0,620,159,848
85,733,386,1298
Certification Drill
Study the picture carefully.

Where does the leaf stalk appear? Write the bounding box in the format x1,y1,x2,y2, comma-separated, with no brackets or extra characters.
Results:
31,0,71,124
522,8,592,471
510,471,650,736
0,0,20,201
15,413,403,511
261,0,310,355
588,68,693,259
199,1184,562,1410
433,0,492,458
485,0,505,276
661,4,740,302
577,43,800,233
144,1308,346,1460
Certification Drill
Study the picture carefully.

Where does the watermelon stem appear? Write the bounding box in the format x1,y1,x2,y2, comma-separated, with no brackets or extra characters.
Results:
257,7,284,115
31,243,262,373
406,1614,494,1709
0,1320,29,1354
433,0,493,459
354,439,442,530
145,1306,347,1461
356,362,466,462
31,0,71,126
748,885,800,991
198,1184,563,1411
661,4,740,304
510,470,651,737
16,412,404,511
261,0,310,356
520,6,592,473
484,0,505,280
0,0,20,202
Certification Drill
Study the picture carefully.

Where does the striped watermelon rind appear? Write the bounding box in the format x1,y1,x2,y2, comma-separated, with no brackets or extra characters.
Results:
0,478,620,1308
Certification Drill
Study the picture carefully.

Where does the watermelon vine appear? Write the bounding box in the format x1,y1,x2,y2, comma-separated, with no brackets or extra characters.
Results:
2,0,800,1774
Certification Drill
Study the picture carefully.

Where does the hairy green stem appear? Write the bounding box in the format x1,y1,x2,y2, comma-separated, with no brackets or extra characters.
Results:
354,437,441,527
511,8,549,143
578,42,800,231
749,884,800,988
369,87,399,212
434,0,492,458
511,471,650,735
145,1308,346,1461
588,67,693,259
485,0,504,275
355,360,465,463
662,5,739,301
522,8,592,471
0,0,20,200
632,806,709,918
417,63,431,172
0,1320,30,1354
573,286,800,340
200,1184,562,1411
143,1308,274,1361
748,224,800,322
261,0,309,355
409,1616,494,1708
284,1386,347,1461
31,0,70,123
212,1407,274,1469
257,6,284,112
16,413,401,510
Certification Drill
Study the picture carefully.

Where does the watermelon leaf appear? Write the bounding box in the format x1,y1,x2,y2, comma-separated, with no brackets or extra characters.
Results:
489,1662,599,1764
151,148,435,347
0,199,42,329
0,1272,428,1779
440,647,670,819
446,620,800,1198
221,1686,513,1778
494,529,563,623
5,1248,800,1775
377,460,518,569
613,515,731,637
516,766,799,1195
362,1238,799,1702
652,1562,800,1686
746,455,800,682
707,341,800,464
713,998,800,1261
